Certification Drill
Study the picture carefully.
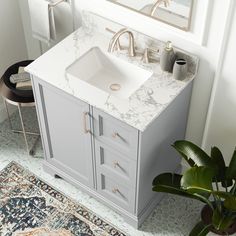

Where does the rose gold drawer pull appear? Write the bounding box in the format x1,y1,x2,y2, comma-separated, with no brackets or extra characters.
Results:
83,112,91,134
112,188,119,193
112,132,119,138
113,161,119,168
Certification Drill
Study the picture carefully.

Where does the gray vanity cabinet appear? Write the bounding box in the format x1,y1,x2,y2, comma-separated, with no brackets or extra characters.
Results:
92,109,139,213
32,75,193,228
32,78,94,188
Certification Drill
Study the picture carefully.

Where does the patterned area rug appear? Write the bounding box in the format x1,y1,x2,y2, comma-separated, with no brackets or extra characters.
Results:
0,162,126,236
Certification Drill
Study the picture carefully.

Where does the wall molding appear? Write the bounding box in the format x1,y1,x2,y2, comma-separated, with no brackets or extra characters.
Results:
104,0,213,46
202,0,236,148
200,0,214,46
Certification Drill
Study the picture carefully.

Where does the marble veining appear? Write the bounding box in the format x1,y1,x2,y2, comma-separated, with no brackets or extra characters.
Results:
25,11,198,132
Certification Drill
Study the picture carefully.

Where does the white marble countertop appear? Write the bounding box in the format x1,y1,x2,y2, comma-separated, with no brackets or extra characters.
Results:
26,12,198,132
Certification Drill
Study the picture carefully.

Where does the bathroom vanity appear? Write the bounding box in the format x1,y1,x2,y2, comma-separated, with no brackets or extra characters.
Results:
26,12,198,228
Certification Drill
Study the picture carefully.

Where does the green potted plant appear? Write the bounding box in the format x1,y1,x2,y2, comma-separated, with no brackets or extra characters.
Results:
152,140,236,235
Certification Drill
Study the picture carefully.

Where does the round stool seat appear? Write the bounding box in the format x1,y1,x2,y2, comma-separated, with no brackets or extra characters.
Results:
0,60,34,103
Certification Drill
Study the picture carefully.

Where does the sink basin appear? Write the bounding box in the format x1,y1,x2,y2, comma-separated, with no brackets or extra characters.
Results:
66,47,153,99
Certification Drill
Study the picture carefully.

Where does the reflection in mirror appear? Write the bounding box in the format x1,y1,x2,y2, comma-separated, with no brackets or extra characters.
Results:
107,0,194,31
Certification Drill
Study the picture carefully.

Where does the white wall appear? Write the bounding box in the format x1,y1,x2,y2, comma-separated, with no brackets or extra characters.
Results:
203,1,236,164
18,0,42,59
0,0,28,122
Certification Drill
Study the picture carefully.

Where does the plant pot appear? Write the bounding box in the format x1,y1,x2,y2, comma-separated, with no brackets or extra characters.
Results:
201,205,236,235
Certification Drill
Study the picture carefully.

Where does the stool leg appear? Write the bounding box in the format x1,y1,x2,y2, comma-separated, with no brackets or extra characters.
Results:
4,99,13,130
17,103,30,155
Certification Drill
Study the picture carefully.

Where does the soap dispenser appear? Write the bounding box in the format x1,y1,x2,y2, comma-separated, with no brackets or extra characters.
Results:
160,41,176,72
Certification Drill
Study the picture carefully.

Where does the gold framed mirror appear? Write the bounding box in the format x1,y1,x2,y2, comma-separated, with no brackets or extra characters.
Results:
107,0,194,31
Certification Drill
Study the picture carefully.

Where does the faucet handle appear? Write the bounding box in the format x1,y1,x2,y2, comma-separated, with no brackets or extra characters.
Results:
105,27,122,51
148,46,160,54
142,48,150,64
141,47,160,64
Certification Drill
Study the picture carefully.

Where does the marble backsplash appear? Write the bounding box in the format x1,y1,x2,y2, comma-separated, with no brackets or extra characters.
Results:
81,11,199,75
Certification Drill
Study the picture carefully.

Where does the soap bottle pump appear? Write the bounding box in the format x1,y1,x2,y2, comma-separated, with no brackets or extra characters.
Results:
160,41,176,72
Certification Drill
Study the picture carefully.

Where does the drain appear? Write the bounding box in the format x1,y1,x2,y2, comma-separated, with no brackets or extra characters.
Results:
110,83,121,91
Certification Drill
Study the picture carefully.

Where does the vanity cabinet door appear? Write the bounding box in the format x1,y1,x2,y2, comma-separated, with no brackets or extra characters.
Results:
33,79,94,188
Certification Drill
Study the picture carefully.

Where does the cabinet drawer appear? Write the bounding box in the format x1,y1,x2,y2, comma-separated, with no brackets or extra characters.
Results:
93,108,139,160
95,142,137,183
97,173,136,213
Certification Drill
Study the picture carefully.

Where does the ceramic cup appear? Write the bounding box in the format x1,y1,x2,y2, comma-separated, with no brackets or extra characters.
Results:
173,59,188,81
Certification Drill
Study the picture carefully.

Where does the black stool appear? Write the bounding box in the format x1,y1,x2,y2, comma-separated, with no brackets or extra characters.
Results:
0,60,40,155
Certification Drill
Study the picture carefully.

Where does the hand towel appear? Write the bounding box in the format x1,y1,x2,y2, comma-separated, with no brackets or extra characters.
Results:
52,1,74,42
28,0,56,45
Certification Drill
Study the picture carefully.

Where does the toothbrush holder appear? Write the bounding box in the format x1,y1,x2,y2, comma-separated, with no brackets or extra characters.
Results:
173,59,188,81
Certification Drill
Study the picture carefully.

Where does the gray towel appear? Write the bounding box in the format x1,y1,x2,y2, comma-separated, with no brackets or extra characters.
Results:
10,72,31,84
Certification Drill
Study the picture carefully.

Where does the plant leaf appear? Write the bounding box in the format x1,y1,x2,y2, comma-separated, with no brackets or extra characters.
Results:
211,147,225,169
153,173,182,187
152,185,208,202
218,216,236,231
230,183,236,195
212,208,221,230
152,173,209,203
189,221,211,236
212,192,236,211
210,147,233,187
226,148,236,180
221,173,233,188
172,141,195,167
173,141,216,169
181,167,214,195
211,147,225,180
224,196,236,211
212,208,236,231
212,191,232,199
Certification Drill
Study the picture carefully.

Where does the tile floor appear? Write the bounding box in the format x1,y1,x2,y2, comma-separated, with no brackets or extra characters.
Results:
0,107,220,236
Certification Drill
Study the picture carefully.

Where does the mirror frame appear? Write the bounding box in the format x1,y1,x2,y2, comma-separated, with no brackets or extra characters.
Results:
107,0,195,31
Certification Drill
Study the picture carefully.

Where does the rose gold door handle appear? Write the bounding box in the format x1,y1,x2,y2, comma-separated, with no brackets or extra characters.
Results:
83,112,91,134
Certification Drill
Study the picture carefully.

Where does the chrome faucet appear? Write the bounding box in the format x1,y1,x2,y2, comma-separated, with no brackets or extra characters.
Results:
150,0,170,16
108,28,136,57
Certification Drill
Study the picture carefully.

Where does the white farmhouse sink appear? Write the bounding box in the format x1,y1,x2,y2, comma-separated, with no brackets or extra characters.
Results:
66,47,153,99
